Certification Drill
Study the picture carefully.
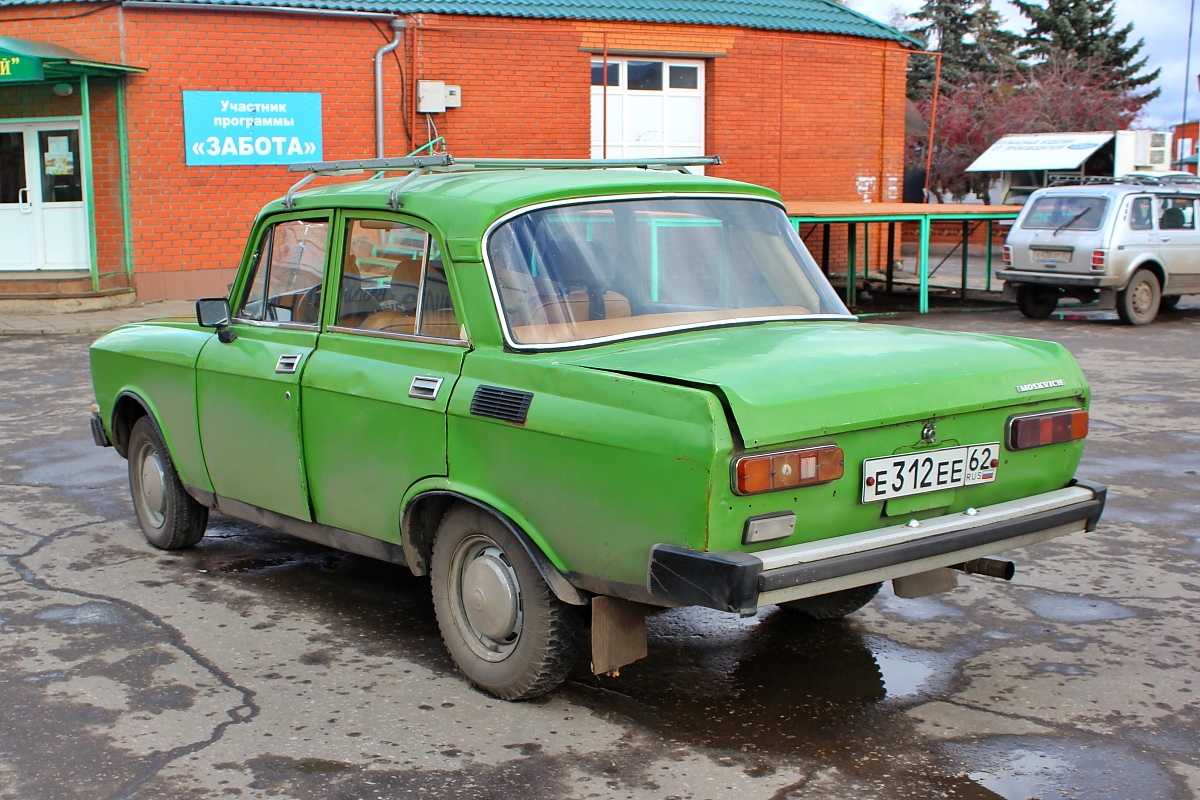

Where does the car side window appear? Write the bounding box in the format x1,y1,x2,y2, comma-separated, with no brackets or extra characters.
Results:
1159,198,1195,231
1129,197,1154,231
237,218,329,325
337,219,462,340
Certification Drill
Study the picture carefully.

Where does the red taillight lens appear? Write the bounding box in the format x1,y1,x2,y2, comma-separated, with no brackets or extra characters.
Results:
1007,409,1089,450
1091,250,1106,271
1003,245,1013,268
734,446,844,495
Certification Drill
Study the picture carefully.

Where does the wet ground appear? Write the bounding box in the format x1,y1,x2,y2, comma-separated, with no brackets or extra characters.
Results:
0,303,1197,799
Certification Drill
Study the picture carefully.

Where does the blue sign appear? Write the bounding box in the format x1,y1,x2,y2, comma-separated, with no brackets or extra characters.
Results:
182,91,322,166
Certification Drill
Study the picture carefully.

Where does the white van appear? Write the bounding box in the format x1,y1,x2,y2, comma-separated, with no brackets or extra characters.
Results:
998,179,1200,324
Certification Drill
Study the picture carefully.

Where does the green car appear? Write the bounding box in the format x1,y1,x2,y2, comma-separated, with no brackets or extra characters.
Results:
89,155,1105,700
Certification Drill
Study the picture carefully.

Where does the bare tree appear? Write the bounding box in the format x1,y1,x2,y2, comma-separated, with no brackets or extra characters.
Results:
912,54,1139,200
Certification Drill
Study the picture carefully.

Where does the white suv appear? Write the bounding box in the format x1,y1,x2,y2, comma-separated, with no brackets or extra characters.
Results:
999,179,1200,324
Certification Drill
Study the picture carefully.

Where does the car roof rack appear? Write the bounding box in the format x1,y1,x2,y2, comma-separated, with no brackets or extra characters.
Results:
283,154,723,210
1046,174,1200,190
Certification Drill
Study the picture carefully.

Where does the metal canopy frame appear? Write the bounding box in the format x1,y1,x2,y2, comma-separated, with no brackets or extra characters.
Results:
787,204,1022,314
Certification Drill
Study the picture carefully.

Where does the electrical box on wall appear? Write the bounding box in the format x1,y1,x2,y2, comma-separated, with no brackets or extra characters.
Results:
445,85,462,108
417,80,446,113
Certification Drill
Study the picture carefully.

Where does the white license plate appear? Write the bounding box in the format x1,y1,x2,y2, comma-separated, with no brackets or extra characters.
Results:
862,443,999,503
1031,248,1071,262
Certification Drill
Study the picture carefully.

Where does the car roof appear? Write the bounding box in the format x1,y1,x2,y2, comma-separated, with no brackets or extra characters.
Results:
266,166,782,249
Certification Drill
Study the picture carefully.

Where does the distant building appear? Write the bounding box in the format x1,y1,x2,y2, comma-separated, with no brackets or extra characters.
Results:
1173,121,1199,175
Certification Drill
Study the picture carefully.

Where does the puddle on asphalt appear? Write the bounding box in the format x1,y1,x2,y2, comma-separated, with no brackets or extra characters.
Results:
951,736,1182,799
36,602,129,626
1023,591,1137,624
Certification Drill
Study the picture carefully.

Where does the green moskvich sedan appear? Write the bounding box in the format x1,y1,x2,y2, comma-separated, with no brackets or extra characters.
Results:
89,155,1106,700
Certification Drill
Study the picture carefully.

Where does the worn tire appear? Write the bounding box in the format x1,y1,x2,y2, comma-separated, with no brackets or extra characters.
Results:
1117,269,1160,325
1159,295,1182,312
1016,286,1058,319
127,416,208,550
430,504,582,700
778,583,882,621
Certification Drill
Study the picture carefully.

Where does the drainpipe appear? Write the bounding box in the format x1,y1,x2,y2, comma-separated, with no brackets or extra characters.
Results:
375,18,406,158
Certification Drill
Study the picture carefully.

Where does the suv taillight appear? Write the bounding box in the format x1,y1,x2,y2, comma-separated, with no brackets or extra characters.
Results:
1003,245,1013,268
1091,250,1106,271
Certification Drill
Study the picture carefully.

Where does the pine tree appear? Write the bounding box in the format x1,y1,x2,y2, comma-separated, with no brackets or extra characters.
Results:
906,0,1019,99
1013,0,1160,107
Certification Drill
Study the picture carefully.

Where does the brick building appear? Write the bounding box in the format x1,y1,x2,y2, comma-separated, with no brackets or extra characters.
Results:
0,0,917,302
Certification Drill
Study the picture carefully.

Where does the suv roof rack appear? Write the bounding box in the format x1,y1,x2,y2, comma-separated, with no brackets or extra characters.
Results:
283,154,723,210
1046,173,1200,189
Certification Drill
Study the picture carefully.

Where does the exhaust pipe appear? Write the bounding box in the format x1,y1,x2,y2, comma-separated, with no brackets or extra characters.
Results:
955,558,1015,581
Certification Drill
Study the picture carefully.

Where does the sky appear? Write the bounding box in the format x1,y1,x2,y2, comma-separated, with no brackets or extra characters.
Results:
845,0,1198,131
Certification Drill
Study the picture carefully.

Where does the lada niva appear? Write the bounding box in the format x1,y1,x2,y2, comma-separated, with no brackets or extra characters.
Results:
999,178,1200,324
90,154,1105,700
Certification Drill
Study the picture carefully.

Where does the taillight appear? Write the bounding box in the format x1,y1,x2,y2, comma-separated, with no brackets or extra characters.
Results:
1007,408,1088,450
1003,245,1013,268
1091,250,1106,271
734,445,844,495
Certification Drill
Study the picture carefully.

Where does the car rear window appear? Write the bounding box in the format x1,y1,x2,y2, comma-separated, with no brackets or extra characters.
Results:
1021,195,1109,231
485,197,850,347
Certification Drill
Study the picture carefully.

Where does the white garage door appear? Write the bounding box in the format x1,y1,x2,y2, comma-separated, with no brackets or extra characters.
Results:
590,58,705,167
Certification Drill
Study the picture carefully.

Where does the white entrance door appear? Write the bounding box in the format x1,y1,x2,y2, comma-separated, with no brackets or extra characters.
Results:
0,120,89,272
590,58,705,168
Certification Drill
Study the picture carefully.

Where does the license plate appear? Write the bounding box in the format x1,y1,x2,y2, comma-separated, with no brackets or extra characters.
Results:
1031,248,1071,262
862,443,999,503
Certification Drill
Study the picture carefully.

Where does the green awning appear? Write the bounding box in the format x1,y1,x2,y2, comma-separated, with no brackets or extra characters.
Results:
0,36,146,83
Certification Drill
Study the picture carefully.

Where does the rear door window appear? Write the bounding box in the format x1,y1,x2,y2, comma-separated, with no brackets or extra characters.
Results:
1021,196,1108,231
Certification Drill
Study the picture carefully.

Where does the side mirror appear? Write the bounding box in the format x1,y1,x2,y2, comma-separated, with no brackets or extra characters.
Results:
196,298,237,342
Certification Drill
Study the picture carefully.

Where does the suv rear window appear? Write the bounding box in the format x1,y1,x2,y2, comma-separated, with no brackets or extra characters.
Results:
1021,196,1109,231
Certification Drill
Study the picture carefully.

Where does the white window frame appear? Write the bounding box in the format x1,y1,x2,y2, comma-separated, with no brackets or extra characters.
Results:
590,57,705,169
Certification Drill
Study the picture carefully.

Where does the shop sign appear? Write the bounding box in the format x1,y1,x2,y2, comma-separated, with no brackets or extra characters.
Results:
0,50,44,83
182,91,322,166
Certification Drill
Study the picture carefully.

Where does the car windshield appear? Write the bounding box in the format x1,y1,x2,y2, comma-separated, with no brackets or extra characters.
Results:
1021,195,1109,231
485,197,850,346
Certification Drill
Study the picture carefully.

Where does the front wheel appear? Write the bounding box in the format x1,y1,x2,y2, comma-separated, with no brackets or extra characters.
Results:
1016,286,1058,319
1117,269,1161,325
430,504,583,700
778,583,882,620
127,416,208,549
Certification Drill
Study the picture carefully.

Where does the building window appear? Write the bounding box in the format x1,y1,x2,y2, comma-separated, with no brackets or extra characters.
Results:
590,57,705,169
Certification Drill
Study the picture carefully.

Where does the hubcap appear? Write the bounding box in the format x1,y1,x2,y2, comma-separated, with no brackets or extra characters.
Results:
450,536,522,661
1131,282,1152,316
462,551,519,641
136,445,166,527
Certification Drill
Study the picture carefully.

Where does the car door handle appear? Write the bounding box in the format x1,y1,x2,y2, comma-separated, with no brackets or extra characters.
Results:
1161,236,1172,242
18,188,32,213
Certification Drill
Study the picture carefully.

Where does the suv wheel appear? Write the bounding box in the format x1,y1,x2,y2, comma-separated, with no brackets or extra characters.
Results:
1117,269,1161,325
430,504,583,700
1016,286,1058,319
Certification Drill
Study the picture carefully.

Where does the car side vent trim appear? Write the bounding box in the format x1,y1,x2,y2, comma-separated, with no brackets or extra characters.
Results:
275,354,303,374
470,386,533,425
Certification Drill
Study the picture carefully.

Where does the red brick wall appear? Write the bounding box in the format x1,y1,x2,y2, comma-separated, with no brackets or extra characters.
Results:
1,6,909,300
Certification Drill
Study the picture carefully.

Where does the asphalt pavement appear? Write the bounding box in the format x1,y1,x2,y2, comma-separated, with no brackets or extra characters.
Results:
0,301,1197,799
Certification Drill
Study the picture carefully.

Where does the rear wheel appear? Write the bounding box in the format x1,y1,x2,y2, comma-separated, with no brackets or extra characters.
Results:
778,583,882,620
1117,269,1161,325
430,504,582,700
127,416,208,549
1016,286,1058,319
